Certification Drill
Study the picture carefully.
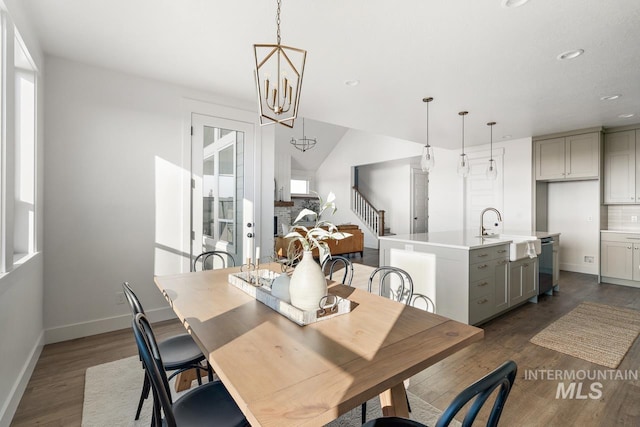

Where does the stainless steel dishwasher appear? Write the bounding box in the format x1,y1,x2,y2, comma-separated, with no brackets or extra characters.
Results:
538,236,554,295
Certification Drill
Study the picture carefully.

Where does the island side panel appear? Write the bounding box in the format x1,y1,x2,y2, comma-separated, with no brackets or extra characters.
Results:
379,239,470,324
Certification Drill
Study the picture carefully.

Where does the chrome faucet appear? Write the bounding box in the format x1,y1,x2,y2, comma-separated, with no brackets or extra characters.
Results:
480,207,503,237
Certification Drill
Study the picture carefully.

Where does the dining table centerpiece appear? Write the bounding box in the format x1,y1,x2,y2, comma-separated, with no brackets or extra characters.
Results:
285,192,351,311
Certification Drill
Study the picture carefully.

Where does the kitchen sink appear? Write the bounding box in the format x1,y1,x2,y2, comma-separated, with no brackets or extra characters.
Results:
481,234,542,261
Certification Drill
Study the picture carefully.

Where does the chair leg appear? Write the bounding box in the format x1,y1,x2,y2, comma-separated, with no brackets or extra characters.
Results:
361,402,367,423
196,366,202,385
135,372,151,420
207,362,214,382
406,392,412,413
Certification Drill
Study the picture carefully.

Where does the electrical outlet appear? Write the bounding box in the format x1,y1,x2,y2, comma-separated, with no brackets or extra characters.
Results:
116,291,126,305
632,215,638,223
584,256,594,264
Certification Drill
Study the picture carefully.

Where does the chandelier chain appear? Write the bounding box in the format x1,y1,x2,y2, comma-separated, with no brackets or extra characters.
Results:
276,0,281,45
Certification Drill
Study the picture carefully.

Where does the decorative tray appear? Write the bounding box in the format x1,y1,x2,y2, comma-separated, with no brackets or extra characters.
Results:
228,270,352,326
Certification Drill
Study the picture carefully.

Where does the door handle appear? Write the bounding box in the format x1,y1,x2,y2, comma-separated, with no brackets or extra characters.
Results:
414,217,418,220
247,233,254,238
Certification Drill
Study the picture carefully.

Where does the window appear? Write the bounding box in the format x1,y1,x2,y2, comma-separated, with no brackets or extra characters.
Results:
0,13,38,273
290,170,315,196
290,179,309,195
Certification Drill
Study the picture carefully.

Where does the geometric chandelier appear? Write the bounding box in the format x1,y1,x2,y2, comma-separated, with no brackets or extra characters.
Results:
253,0,307,128
290,118,317,152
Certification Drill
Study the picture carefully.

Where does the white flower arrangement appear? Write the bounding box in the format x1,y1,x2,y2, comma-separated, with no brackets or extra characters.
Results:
284,192,352,264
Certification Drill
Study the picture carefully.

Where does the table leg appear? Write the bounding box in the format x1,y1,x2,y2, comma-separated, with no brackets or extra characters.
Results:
174,368,198,392
379,382,410,418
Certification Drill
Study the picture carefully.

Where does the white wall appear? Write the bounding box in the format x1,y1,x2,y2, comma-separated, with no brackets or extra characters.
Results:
0,1,45,425
358,160,412,237
548,180,600,274
43,57,272,343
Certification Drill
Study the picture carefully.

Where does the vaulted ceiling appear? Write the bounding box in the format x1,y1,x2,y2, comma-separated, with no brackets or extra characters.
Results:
23,0,640,149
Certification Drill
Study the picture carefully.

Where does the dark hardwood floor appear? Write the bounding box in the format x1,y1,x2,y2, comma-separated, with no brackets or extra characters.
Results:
11,251,640,426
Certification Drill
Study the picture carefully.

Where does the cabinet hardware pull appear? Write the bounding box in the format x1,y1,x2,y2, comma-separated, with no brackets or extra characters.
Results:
478,299,488,304
524,263,529,267
499,260,508,265
478,282,489,287
498,249,507,253
478,264,488,269
477,253,489,257
628,246,633,249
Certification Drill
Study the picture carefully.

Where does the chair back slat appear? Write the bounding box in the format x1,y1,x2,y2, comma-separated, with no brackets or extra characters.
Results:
193,250,236,271
367,266,414,305
321,255,354,286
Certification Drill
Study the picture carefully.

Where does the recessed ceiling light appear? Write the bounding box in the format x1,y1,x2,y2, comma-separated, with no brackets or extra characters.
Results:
501,0,530,8
600,94,622,101
618,113,635,119
344,80,359,87
557,49,584,60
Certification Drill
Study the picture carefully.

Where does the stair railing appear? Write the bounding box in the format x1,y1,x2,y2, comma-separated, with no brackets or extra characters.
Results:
351,186,385,236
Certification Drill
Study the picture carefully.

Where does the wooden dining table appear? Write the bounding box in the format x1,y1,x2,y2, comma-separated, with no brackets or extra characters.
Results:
154,263,483,427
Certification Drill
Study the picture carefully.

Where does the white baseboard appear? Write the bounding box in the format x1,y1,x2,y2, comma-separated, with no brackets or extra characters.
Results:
559,263,598,275
0,331,44,427
44,306,176,344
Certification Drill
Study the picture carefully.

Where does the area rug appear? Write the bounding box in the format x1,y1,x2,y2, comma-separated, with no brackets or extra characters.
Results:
82,356,454,427
530,301,640,368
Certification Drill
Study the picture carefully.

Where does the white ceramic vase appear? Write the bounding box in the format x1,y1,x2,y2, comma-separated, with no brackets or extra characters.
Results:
289,250,328,312
271,273,291,303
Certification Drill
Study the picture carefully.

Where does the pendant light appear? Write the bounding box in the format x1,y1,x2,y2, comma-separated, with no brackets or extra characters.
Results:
420,97,435,172
486,121,498,180
457,111,470,178
290,118,317,152
253,0,307,128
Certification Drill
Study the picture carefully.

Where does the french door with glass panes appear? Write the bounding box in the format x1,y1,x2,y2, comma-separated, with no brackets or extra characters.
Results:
191,113,250,268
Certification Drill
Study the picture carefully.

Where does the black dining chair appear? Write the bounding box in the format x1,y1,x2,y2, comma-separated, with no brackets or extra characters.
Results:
367,266,414,305
361,266,415,422
192,250,236,271
410,293,436,313
361,360,518,427
132,312,249,427
122,282,213,422
322,255,354,285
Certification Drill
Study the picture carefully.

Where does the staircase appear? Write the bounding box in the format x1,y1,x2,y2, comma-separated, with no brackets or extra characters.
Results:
351,186,388,237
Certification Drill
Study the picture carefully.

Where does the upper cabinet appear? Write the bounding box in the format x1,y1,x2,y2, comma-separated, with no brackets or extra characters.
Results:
603,130,639,204
534,132,600,181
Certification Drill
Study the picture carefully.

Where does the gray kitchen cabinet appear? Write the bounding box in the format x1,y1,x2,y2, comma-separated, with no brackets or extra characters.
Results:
603,130,636,204
600,239,633,280
535,132,600,181
468,246,509,325
509,258,538,306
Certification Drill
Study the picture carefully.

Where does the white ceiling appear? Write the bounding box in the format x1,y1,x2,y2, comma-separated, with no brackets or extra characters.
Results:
22,0,640,150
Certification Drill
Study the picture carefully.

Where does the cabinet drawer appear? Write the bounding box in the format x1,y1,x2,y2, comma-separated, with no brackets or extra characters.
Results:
469,245,509,263
600,233,640,243
469,294,495,325
469,261,493,282
470,277,494,300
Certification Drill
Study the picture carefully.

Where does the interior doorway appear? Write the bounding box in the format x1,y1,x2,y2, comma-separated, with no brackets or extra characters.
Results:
411,168,429,234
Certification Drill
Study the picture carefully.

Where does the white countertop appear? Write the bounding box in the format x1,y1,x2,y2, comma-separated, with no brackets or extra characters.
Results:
601,230,640,234
379,230,560,250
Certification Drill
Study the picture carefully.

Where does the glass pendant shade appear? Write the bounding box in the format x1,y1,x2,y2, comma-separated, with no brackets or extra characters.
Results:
486,159,498,180
421,97,435,172
458,153,470,177
421,145,435,172
458,111,469,178
486,121,497,180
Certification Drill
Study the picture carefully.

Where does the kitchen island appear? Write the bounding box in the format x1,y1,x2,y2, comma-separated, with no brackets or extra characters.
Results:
379,231,547,325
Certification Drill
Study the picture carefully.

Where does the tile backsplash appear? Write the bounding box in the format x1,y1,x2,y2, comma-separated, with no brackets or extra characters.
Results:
608,205,640,231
